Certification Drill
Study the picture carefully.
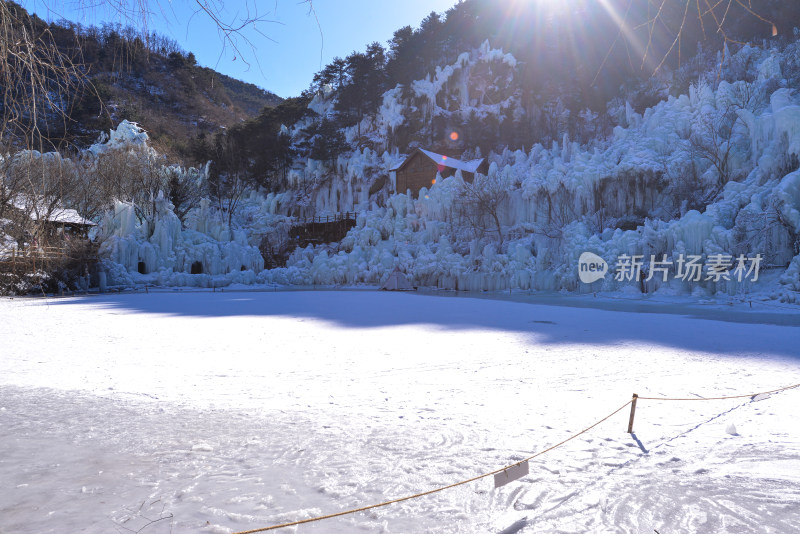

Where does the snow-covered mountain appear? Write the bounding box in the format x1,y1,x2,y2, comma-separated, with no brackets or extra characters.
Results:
2,15,799,304
89,37,800,304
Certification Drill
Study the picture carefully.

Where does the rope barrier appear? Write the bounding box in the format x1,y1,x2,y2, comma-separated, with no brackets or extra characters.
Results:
232,399,634,534
234,380,800,534
637,381,800,401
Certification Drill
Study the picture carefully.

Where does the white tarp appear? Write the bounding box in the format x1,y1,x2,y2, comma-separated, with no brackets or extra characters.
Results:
381,267,413,290
418,149,484,173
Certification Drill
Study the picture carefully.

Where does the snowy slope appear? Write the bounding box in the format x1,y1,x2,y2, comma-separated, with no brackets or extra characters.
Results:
252,40,800,303
5,38,798,305
76,38,800,305
1,291,798,533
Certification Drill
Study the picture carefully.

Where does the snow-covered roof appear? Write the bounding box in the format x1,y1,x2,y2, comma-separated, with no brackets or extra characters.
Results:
10,196,95,226
392,148,485,174
418,149,485,174
43,208,96,226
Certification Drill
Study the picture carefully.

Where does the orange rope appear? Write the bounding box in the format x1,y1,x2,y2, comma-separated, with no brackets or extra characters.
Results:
235,379,800,533
232,399,633,534
637,381,800,401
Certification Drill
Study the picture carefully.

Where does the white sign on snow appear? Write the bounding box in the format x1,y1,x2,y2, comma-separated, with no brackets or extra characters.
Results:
494,461,529,488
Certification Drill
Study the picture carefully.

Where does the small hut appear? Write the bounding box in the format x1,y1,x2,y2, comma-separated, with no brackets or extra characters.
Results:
391,148,488,198
10,196,96,240
39,207,96,239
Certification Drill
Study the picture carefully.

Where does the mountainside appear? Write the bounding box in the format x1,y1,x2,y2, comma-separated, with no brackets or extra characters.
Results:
89,28,800,305
205,0,799,191
0,2,282,155
85,49,283,156
3,0,800,306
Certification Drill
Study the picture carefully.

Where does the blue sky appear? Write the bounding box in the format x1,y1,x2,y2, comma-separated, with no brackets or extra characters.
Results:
23,0,460,98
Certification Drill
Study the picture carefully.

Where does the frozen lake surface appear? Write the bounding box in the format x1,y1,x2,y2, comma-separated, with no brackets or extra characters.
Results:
1,290,799,533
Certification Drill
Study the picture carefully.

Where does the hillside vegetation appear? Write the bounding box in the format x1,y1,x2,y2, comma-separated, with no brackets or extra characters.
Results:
0,1,281,155
2,0,800,304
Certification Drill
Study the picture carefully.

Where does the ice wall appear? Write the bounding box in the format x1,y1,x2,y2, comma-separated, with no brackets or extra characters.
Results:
88,123,265,288
80,37,800,302
99,195,263,288
255,38,800,302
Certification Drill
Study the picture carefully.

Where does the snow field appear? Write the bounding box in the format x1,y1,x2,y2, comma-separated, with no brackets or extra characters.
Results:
1,291,799,533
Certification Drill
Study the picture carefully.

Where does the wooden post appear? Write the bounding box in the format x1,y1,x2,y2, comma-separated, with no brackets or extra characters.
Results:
627,393,638,433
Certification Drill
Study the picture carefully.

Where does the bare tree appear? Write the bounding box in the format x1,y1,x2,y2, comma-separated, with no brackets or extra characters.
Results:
3,150,80,246
0,153,14,224
453,174,508,247
91,144,169,231
768,196,800,259
525,183,581,240
594,0,779,84
208,136,248,229
165,165,205,226
0,0,313,149
689,81,760,200
0,2,90,149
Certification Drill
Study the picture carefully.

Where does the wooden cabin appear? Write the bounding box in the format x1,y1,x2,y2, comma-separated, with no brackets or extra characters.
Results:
8,196,96,243
38,208,96,239
391,148,489,198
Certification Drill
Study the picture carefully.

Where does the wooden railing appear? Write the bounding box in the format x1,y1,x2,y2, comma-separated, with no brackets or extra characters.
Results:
295,212,357,225
260,213,358,269
0,245,98,271
2,246,71,259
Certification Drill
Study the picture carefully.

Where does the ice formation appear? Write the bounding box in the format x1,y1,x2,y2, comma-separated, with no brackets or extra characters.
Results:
83,123,265,288
98,195,263,288
87,119,150,156
251,37,800,302
8,36,797,302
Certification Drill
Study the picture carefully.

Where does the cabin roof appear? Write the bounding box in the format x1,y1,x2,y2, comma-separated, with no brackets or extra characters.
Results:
10,196,96,226
391,148,485,174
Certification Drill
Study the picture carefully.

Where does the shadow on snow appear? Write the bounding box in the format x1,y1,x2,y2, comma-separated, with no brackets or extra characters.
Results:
43,287,800,359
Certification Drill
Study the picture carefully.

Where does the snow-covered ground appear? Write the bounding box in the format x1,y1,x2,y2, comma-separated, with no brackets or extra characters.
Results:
1,290,799,533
